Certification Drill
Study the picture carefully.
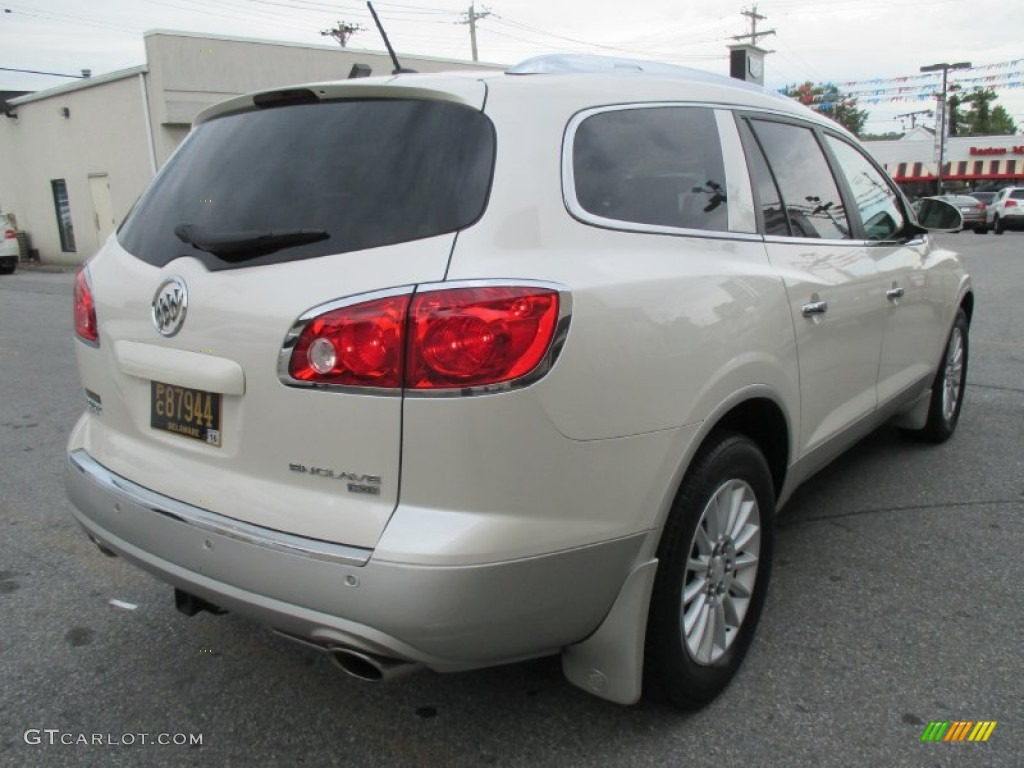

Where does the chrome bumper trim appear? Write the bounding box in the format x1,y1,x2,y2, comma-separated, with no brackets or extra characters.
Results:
66,450,373,567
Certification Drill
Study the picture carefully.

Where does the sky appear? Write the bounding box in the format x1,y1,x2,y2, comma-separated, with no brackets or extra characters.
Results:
2,0,1023,135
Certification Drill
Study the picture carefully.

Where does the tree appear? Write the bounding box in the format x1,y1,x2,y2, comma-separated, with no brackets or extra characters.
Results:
951,89,1017,136
861,131,905,141
781,82,869,136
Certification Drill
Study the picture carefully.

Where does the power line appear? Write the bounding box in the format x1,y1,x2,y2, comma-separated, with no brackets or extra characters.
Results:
0,66,87,79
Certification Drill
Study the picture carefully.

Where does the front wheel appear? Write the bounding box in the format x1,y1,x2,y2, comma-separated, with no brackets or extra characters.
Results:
917,309,969,443
645,432,774,709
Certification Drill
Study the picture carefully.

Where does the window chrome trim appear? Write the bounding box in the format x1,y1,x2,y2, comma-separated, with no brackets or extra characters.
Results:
278,279,573,398
67,450,373,567
715,109,757,234
761,234,875,247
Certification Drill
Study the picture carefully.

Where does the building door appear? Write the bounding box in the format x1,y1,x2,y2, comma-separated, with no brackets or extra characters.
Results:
88,174,116,247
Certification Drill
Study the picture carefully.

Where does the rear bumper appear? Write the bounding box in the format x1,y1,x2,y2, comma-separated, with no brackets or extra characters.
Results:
994,214,1024,230
66,449,644,669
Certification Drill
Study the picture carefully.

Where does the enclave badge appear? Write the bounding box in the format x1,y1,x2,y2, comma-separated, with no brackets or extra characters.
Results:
152,276,188,337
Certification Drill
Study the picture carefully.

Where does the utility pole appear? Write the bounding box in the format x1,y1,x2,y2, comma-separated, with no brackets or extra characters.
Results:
895,108,934,130
321,21,364,48
459,3,491,62
731,4,775,47
920,61,971,194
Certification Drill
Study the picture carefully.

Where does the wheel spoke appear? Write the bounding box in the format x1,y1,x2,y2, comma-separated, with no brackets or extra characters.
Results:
722,593,741,627
712,601,728,651
693,524,711,556
686,596,709,644
729,498,755,541
696,604,715,662
733,551,759,572
729,579,752,599
707,494,727,540
733,522,759,552
683,575,707,605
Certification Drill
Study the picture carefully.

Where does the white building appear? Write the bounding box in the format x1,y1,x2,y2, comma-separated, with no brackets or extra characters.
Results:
866,126,1024,198
0,30,499,265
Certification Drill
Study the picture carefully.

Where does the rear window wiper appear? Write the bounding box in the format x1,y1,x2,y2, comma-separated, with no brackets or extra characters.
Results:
174,224,329,261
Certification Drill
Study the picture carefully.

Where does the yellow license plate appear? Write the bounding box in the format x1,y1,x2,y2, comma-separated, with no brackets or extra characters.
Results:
150,382,222,447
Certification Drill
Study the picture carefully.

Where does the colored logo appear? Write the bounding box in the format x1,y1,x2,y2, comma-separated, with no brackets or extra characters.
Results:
921,721,997,742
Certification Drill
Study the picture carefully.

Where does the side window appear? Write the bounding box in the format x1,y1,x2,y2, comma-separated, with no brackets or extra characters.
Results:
825,136,905,240
739,120,790,237
571,107,728,232
748,120,850,240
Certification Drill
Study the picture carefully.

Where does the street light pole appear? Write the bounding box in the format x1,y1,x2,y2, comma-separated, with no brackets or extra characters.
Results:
920,61,971,195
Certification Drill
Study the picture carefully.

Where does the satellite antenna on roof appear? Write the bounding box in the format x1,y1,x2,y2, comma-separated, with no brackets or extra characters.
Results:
366,2,417,75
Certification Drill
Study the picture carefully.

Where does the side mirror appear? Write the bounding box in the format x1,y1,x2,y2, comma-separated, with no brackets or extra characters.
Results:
914,198,963,232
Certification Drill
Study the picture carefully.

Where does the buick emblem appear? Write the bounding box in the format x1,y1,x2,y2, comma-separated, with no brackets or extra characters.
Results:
151,276,188,337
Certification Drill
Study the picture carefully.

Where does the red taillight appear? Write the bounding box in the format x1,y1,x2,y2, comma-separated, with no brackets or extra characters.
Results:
289,294,410,388
1006,200,1018,208
3,229,15,240
74,269,99,344
286,285,562,391
407,287,560,389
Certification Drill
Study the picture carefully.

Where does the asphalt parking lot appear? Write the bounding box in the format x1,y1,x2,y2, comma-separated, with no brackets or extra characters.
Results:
1,232,1021,767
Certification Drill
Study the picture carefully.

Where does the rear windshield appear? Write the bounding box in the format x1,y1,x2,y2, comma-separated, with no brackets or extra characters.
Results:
119,98,495,270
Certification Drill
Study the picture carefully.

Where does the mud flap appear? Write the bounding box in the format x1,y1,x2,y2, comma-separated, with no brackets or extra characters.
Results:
561,558,658,704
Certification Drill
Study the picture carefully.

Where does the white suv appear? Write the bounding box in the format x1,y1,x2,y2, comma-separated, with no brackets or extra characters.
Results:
987,186,1024,234
66,55,971,708
0,213,19,274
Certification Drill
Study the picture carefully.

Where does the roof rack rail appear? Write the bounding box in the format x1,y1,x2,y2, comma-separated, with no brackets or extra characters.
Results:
507,54,705,79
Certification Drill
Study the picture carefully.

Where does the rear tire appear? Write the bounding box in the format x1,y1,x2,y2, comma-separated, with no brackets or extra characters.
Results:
645,432,774,709
993,215,1004,234
917,309,969,443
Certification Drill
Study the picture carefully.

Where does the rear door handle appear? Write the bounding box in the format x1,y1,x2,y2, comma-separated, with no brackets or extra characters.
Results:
801,300,828,317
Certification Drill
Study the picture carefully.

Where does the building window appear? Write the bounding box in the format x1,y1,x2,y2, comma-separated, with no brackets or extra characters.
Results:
973,160,985,176
51,179,76,252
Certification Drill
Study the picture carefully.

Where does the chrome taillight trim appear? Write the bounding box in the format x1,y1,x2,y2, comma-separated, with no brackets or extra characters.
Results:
404,279,573,399
277,285,414,397
277,279,573,398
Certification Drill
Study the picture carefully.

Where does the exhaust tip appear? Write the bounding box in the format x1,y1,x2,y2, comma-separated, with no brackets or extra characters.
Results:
174,588,227,617
329,648,385,681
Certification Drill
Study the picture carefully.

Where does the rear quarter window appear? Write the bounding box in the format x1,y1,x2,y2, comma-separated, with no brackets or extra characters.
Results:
569,106,728,233
118,99,496,270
